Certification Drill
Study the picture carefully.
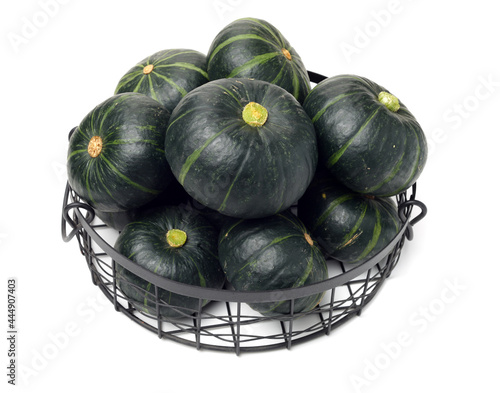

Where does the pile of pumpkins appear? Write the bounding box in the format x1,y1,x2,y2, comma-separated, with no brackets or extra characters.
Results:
66,17,427,318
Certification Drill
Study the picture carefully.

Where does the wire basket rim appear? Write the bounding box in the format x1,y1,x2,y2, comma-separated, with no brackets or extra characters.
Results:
61,181,424,303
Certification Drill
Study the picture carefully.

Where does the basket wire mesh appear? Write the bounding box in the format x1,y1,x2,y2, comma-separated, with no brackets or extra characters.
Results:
61,181,426,354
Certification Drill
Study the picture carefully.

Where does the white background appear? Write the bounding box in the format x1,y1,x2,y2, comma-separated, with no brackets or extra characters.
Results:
1,0,499,392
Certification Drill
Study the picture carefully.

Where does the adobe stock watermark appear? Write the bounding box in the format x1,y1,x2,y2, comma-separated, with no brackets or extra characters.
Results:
212,0,244,21
52,160,67,184
426,74,499,157
349,277,467,392
7,0,72,54
340,0,415,64
18,292,108,386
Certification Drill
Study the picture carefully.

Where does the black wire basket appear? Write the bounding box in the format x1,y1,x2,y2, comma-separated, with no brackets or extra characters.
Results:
61,72,427,354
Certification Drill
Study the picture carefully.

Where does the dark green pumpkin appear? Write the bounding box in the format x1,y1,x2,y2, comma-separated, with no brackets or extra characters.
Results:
218,211,328,316
207,17,310,103
115,206,225,319
67,93,173,212
298,169,401,263
164,77,318,219
115,49,209,114
303,74,427,197
95,178,190,231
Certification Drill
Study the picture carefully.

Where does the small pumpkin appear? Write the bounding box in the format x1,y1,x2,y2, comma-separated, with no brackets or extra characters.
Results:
67,93,173,212
298,169,401,263
207,17,311,103
218,211,328,316
303,74,427,196
164,77,318,219
115,206,225,319
115,49,209,114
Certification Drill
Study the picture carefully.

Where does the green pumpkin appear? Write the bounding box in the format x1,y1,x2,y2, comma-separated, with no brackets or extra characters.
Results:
95,178,190,231
303,74,427,196
218,211,328,316
115,206,225,319
164,77,318,219
298,170,401,263
67,93,173,212
115,49,209,114
207,17,310,103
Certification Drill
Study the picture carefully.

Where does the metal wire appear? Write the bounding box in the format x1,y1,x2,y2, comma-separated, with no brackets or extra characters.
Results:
61,180,425,354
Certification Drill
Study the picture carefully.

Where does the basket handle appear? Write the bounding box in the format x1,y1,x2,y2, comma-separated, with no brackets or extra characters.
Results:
398,199,427,241
61,200,95,243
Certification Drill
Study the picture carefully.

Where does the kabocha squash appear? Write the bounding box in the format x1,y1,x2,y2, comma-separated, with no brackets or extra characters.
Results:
164,77,318,219
298,170,401,263
67,93,173,212
95,178,189,231
207,17,311,103
115,49,209,114
303,74,427,197
218,211,328,316
114,206,225,319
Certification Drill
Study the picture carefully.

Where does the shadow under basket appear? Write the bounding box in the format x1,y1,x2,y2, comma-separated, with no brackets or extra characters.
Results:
61,72,427,355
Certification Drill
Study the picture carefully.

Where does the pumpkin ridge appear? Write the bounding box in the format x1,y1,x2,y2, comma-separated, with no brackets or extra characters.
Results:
270,58,288,85
101,155,160,195
218,140,253,212
165,108,196,136
327,107,381,168
364,149,406,194
114,70,143,93
310,92,362,123
354,205,382,262
178,120,243,185
227,52,280,78
234,234,302,277
242,17,284,47
313,194,355,231
153,50,200,65
208,33,275,64
390,122,425,195
146,75,158,101
153,62,209,79
338,204,368,250
212,83,244,108
151,72,188,97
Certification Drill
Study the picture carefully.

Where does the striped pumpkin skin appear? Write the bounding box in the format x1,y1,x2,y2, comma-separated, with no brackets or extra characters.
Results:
115,49,209,114
303,74,427,197
115,206,225,319
207,17,310,103
218,211,328,316
95,178,190,231
67,93,173,212
297,170,401,263
164,78,318,219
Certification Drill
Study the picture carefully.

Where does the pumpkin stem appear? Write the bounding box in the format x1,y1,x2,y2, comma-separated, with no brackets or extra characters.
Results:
166,229,187,248
304,233,314,246
242,102,268,127
88,136,103,158
143,64,154,74
378,91,400,112
281,48,292,61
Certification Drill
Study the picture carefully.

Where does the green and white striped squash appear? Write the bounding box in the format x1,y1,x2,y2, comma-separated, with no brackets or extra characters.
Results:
218,211,328,316
67,93,173,212
115,49,209,114
298,170,401,264
303,74,428,197
115,206,225,319
164,77,318,219
207,17,311,103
